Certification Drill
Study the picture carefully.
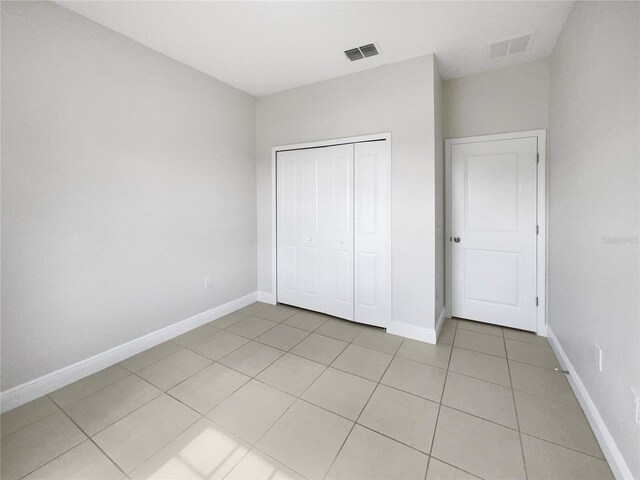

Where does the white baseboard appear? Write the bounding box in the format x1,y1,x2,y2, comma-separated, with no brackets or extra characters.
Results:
388,321,437,344
0,291,258,414
547,327,633,480
257,290,276,304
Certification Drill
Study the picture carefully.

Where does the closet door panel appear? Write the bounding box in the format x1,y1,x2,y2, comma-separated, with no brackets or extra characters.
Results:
354,141,391,327
321,144,354,320
276,151,300,305
298,149,324,311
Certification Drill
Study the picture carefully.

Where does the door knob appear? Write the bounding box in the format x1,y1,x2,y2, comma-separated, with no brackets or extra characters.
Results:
453,236,461,243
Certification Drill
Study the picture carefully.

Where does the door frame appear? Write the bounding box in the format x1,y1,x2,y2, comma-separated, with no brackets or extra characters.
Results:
269,132,392,317
444,129,547,336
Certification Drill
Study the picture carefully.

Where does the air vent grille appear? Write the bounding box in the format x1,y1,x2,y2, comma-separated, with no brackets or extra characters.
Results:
359,44,379,58
489,33,533,59
345,48,364,61
344,43,380,61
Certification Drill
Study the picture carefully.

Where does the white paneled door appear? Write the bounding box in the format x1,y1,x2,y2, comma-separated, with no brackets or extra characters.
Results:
354,141,391,327
276,140,390,327
451,137,538,331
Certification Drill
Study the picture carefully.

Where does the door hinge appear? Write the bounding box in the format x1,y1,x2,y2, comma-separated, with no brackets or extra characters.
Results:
536,225,539,235
536,297,539,306
536,152,540,163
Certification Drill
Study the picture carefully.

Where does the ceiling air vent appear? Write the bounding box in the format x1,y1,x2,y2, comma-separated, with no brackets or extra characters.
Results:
344,43,380,61
489,33,533,59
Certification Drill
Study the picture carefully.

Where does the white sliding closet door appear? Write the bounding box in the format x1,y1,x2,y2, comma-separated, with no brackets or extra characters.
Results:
276,144,354,319
354,141,391,327
321,145,354,320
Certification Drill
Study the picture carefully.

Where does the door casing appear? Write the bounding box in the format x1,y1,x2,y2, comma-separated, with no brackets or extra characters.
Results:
445,130,547,336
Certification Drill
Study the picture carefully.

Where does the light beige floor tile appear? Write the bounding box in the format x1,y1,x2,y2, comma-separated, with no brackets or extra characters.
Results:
239,302,271,315
129,417,249,480
456,319,503,337
256,353,325,396
352,328,403,355
521,434,613,480
449,347,511,387
426,459,478,480
218,341,284,377
438,323,456,345
509,360,577,405
24,440,124,480
120,342,181,372
168,363,250,414
397,338,452,369
136,349,212,391
358,384,439,453
207,380,294,444
283,310,330,331
301,368,376,420
252,304,298,322
442,372,518,429
63,375,161,436
226,448,304,480
454,329,506,358
315,318,364,342
226,316,278,339
1,396,59,438
189,330,249,360
48,365,131,409
290,333,348,365
506,339,560,369
331,344,393,381
381,357,446,402
1,411,86,480
502,328,549,346
94,394,200,473
211,311,250,329
172,324,219,347
255,324,309,351
443,318,459,329
514,390,603,458
326,424,428,480
431,406,525,480
256,400,353,479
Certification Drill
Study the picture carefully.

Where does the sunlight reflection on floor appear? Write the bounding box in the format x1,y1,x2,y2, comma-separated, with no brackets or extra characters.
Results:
129,418,300,479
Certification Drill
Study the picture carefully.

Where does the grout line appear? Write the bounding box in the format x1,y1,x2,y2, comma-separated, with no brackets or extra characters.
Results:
320,335,402,480
504,329,529,480
427,455,483,479
424,320,458,480
46,396,130,480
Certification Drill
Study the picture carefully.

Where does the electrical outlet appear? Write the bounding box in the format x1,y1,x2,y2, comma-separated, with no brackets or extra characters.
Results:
204,276,212,288
595,344,603,372
632,389,640,425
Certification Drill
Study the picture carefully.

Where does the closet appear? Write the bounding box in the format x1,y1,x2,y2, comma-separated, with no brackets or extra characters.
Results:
276,139,390,328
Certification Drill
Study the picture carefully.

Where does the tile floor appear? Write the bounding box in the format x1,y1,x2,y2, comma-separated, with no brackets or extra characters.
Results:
1,303,614,480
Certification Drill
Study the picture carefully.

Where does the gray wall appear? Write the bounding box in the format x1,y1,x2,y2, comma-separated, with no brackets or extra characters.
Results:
548,2,640,477
256,56,439,333
1,1,257,390
443,59,549,139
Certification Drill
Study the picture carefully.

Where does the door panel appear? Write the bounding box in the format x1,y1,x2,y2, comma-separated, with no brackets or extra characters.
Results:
276,149,323,312
276,153,299,305
451,137,537,331
322,144,354,320
354,141,391,327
